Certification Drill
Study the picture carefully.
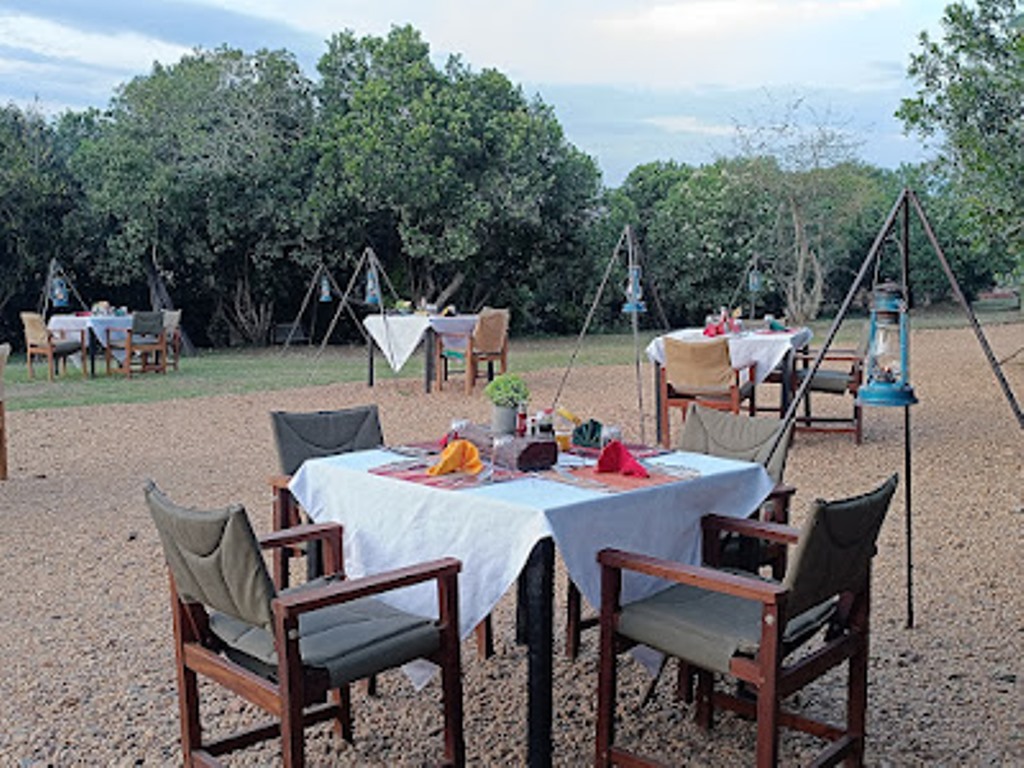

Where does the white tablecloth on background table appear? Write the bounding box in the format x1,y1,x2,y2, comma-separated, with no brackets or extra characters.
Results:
645,327,813,385
362,314,478,371
47,314,133,364
289,448,774,643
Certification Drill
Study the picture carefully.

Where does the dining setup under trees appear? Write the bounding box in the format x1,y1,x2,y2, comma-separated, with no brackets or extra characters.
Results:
0,5,1022,768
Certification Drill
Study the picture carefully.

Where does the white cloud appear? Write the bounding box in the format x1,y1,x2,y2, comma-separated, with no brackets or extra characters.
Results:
598,0,900,36
645,114,737,137
164,1,926,93
0,13,191,73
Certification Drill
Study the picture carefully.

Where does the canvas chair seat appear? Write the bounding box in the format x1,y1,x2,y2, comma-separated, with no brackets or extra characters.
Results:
210,594,440,687
792,326,868,443
796,367,852,394
51,338,85,356
618,581,837,675
668,378,754,398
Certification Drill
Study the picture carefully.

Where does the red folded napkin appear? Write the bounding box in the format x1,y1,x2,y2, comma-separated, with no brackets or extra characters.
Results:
596,440,649,478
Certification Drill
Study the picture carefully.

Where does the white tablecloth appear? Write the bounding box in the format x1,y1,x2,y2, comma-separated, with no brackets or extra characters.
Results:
645,326,813,385
47,314,133,363
362,314,478,372
290,448,773,642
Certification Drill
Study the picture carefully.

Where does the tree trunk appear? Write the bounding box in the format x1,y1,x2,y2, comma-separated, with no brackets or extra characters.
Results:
145,241,196,355
782,199,823,324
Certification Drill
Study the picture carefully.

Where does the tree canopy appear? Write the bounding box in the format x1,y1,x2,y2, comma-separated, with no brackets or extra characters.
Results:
0,20,1014,349
898,0,1023,279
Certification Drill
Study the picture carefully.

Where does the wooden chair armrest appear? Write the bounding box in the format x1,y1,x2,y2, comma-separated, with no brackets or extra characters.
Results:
598,548,784,604
268,473,292,492
260,522,344,578
702,514,800,545
768,483,796,501
273,557,461,619
258,522,341,550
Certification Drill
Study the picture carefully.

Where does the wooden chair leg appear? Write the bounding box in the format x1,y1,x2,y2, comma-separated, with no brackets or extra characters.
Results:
464,354,475,395
755,679,780,768
440,643,465,768
334,685,354,744
280,667,305,768
595,613,619,764
676,660,696,704
474,616,493,659
566,580,583,660
695,668,714,730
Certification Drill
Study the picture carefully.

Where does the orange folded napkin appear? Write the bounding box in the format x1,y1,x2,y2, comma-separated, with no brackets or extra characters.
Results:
596,440,649,478
427,439,484,476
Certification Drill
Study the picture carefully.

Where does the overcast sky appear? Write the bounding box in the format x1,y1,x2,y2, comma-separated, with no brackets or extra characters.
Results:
0,0,944,185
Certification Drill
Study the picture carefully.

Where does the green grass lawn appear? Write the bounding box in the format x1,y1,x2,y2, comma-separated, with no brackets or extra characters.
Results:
3,301,1018,412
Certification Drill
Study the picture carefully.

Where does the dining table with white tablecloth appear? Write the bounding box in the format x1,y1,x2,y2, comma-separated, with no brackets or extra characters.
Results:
362,313,478,391
289,443,773,766
47,313,134,373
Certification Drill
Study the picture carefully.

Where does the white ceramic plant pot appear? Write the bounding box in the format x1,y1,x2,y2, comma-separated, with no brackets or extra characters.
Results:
491,405,517,435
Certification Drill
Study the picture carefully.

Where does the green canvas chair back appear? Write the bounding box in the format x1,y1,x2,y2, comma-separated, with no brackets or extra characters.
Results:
782,473,898,617
145,480,276,629
271,405,384,475
664,337,734,392
678,403,792,483
132,311,165,337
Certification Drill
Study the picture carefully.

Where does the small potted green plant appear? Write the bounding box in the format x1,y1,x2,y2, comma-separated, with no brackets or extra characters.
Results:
484,373,530,434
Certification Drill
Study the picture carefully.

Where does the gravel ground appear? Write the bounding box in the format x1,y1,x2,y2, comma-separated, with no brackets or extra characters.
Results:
0,323,1021,767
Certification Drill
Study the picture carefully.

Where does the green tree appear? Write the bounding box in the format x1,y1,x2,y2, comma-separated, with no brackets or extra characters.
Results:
645,158,776,327
897,0,1023,280
69,47,314,344
310,25,601,331
0,105,76,320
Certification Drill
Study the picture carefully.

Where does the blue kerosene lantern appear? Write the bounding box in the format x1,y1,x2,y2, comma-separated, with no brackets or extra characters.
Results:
365,264,381,306
51,275,69,308
857,281,917,407
621,264,646,314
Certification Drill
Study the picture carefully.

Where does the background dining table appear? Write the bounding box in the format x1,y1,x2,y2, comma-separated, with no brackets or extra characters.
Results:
362,313,478,392
645,325,813,441
47,313,133,375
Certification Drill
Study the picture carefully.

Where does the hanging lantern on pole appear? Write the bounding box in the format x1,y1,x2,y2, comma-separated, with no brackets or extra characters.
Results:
51,275,69,308
365,264,381,306
621,264,646,314
857,281,917,407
